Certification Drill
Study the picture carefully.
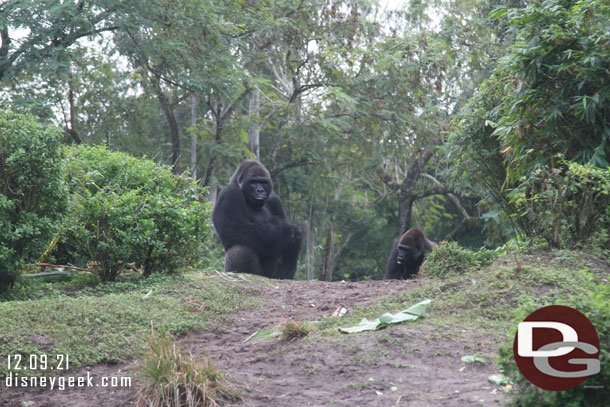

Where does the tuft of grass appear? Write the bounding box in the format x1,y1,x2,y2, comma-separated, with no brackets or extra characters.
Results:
280,320,316,341
136,329,240,407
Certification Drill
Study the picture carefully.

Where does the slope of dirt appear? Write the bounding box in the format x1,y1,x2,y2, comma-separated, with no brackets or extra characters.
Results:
0,279,508,407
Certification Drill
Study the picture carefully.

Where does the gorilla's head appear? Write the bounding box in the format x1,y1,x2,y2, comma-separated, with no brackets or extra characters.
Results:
396,229,424,264
230,160,273,209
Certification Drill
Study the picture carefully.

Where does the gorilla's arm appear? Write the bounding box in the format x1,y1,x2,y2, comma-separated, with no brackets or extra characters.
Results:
265,192,302,250
212,185,281,256
266,194,286,219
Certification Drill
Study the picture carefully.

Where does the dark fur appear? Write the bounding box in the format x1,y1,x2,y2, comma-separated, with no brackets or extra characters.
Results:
384,228,437,280
212,160,302,279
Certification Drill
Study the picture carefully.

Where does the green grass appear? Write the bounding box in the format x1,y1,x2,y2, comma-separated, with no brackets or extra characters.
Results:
317,250,605,336
0,273,260,377
1,248,606,385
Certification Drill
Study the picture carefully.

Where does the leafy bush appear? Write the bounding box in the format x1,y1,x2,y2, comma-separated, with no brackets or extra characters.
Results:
450,0,610,244
498,281,609,406
56,145,211,281
491,0,610,178
0,110,66,291
509,160,610,248
421,242,498,279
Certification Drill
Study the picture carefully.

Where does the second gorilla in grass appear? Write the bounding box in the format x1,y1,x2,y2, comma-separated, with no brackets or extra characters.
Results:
384,228,438,280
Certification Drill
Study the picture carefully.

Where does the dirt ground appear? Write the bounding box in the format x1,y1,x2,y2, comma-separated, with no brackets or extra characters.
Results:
0,279,508,407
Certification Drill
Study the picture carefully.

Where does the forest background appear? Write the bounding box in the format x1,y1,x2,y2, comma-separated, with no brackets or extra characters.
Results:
1,0,609,283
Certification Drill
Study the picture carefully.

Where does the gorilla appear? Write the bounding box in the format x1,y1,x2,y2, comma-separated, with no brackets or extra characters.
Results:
212,160,302,279
384,228,438,280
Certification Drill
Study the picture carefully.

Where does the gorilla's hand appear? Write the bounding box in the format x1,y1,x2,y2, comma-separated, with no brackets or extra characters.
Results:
281,223,302,249
289,223,302,243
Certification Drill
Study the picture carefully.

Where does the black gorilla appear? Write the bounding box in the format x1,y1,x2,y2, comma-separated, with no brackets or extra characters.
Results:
384,228,438,280
212,160,302,279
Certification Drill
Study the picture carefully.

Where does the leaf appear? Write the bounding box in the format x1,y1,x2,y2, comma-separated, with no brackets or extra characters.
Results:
461,354,487,365
488,374,512,386
339,299,432,333
244,329,281,343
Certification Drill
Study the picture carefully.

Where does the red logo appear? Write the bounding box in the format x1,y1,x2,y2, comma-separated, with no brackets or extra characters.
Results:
513,305,600,391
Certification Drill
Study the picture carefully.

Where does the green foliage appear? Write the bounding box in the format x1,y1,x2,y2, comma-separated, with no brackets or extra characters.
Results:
497,0,610,178
498,281,610,407
0,110,67,291
421,242,498,279
57,145,211,281
451,0,610,244
509,159,610,248
0,0,131,82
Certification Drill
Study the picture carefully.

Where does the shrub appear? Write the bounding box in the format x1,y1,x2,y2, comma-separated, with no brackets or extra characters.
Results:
449,0,610,245
498,282,609,406
508,160,610,248
421,242,498,279
56,145,210,281
0,110,66,291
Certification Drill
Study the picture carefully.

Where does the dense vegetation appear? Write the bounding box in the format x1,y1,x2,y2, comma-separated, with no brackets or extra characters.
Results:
0,110,66,290
0,0,608,405
2,0,608,284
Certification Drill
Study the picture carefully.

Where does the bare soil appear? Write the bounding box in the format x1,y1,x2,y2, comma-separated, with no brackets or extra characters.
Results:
0,279,508,407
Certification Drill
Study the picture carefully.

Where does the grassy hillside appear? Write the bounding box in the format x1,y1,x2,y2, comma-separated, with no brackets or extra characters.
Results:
0,248,608,406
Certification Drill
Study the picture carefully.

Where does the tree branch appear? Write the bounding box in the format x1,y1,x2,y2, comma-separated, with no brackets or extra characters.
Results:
421,173,470,219
269,158,311,176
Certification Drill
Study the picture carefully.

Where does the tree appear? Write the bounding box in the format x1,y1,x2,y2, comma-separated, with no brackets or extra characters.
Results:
0,0,128,82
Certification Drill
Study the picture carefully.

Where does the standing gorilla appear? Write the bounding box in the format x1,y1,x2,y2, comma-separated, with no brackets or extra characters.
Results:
212,160,302,279
384,228,438,280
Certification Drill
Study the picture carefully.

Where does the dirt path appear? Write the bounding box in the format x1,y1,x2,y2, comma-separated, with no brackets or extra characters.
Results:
0,279,508,406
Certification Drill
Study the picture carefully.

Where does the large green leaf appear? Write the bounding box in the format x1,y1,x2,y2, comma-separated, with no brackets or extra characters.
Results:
339,299,432,334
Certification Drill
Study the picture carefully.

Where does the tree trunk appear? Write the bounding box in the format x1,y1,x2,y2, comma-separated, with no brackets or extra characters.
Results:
207,186,217,206
248,88,260,159
152,77,180,174
67,71,82,144
321,226,335,281
397,149,434,234
190,93,197,180
0,28,11,81
306,194,315,280
397,194,415,236
201,111,222,187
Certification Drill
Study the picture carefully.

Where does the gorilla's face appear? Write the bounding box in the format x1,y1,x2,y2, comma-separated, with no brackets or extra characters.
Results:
231,160,274,209
246,178,270,208
396,245,410,264
396,238,422,264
